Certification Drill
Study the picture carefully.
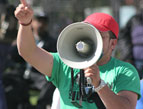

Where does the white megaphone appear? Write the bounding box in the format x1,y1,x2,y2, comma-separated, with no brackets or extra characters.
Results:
57,22,103,69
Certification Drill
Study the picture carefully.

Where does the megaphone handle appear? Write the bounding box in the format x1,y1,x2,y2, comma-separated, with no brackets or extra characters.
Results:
87,77,92,85
80,69,87,97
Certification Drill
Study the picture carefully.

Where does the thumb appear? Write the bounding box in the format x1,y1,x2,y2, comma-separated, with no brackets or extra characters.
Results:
20,0,28,6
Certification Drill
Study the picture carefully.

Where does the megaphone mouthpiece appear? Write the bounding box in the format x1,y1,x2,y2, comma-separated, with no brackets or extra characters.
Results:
75,39,94,58
76,40,90,53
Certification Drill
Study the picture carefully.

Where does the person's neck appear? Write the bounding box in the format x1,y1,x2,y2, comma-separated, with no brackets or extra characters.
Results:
97,55,111,66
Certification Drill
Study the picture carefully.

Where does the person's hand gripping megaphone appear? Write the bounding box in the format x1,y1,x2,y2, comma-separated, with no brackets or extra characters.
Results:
84,64,101,88
14,0,33,25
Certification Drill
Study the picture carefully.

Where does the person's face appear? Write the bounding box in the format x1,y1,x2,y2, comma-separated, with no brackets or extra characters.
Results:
99,31,117,59
31,18,41,31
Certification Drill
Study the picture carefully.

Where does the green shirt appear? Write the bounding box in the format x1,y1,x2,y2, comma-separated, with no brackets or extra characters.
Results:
46,53,140,109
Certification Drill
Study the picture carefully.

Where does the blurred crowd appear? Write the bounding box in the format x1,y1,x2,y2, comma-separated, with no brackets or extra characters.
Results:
0,2,143,109
0,4,57,109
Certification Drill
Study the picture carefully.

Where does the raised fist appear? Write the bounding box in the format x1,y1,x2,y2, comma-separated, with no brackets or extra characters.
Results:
14,0,34,25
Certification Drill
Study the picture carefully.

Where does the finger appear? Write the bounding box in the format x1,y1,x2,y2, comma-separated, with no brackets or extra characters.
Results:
15,8,24,15
16,14,23,20
20,0,28,6
85,73,94,77
15,9,25,18
90,65,99,72
84,67,96,72
90,64,98,69
18,4,25,9
24,6,33,14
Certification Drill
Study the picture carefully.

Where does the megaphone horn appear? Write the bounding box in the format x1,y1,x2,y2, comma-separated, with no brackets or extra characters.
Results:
57,22,103,69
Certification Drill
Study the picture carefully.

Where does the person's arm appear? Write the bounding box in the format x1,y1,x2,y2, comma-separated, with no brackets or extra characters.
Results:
97,85,137,109
14,0,53,76
84,64,138,109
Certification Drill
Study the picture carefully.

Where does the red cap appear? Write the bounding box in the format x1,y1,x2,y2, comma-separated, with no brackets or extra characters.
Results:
84,13,119,39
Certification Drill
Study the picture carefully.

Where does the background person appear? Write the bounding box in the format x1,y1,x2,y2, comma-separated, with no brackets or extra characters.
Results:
26,13,56,109
115,9,143,79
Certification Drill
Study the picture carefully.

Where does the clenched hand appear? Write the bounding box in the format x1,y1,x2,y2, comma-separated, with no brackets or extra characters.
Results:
14,0,33,24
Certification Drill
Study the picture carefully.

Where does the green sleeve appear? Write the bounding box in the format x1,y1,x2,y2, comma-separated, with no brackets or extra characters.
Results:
113,63,141,99
45,53,61,88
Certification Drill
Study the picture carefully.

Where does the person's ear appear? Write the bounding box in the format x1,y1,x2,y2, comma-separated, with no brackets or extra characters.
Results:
111,39,117,50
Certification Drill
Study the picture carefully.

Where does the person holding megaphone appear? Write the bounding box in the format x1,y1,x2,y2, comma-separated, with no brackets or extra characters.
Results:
14,0,140,109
